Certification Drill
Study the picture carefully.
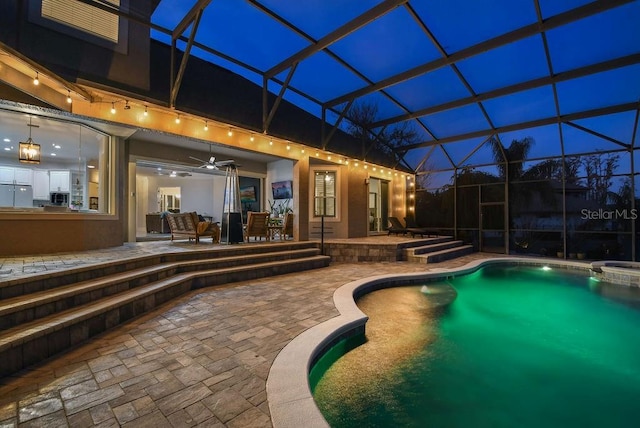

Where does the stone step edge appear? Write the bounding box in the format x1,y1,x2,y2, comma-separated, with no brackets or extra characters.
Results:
0,241,320,289
0,255,331,353
407,245,474,263
0,248,320,317
404,240,465,255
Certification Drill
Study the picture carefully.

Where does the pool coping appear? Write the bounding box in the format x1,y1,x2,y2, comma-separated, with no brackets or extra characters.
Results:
266,256,591,428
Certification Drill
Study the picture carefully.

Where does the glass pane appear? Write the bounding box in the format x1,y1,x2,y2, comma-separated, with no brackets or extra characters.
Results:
546,2,640,73
456,35,548,93
556,64,640,115
415,188,454,228
442,137,487,167
418,170,454,189
571,111,637,146
278,51,367,102
421,104,490,139
456,186,478,228
197,0,309,71
481,183,504,203
562,124,628,156
497,125,563,160
538,0,593,19
418,145,454,172
385,67,470,111
257,0,380,40
330,7,441,81
351,91,407,122
482,85,556,128
413,0,537,53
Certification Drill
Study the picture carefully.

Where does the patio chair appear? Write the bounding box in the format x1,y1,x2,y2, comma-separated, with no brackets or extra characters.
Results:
282,212,294,240
245,211,271,242
387,216,408,235
404,216,439,238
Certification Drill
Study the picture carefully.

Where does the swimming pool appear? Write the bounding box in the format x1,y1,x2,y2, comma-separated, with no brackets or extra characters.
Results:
310,264,640,428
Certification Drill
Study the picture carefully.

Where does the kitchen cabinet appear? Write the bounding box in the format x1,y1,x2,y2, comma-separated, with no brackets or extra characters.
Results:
0,167,33,185
49,170,70,192
33,170,50,200
0,167,14,184
14,168,33,185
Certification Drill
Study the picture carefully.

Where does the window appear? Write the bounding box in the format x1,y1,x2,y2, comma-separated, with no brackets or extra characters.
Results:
42,0,121,42
0,109,112,214
29,0,129,53
314,171,336,217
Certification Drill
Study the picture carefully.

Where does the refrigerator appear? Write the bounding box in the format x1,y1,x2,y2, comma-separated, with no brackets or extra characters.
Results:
0,184,34,208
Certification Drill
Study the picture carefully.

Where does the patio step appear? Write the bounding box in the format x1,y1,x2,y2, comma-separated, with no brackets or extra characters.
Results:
405,242,475,263
0,243,329,378
404,239,462,257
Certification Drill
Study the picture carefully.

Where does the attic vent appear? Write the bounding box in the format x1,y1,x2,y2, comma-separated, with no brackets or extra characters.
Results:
42,0,120,43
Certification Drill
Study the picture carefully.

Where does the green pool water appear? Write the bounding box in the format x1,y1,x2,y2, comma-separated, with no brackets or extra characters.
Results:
310,265,640,428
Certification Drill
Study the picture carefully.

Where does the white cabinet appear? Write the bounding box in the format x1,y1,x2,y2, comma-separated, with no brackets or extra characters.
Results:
33,170,50,200
0,166,14,184
14,168,33,186
0,167,34,185
49,170,70,192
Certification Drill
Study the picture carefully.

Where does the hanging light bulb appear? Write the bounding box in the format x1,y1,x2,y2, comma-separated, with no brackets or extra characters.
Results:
66,90,72,104
175,114,180,124
110,103,116,114
143,105,148,116
227,128,233,137
250,134,255,142
204,121,209,131
33,72,39,86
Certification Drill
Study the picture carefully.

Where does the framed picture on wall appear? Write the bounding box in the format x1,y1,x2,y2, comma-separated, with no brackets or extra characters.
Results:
271,180,292,199
240,186,257,202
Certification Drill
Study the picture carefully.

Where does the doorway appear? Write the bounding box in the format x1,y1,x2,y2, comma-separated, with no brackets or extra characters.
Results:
368,178,389,233
158,187,181,212
479,183,506,253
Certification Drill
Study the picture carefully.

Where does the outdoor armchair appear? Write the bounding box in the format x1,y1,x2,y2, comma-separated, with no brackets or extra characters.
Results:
245,211,271,242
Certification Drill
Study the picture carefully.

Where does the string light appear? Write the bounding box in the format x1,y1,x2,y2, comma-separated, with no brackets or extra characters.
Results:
250,134,255,142
286,144,290,150
66,90,72,104
228,128,233,136
110,103,116,114
269,140,273,145
204,121,209,131
143,105,148,116
175,114,180,124
33,72,39,86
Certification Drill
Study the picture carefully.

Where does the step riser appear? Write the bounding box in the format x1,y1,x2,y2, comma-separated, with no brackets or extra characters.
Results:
407,246,474,263
0,242,320,299
0,256,330,378
405,240,464,256
1,278,193,379
0,249,320,330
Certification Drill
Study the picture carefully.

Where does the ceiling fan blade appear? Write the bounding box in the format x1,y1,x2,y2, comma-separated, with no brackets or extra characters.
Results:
215,159,235,166
189,156,208,163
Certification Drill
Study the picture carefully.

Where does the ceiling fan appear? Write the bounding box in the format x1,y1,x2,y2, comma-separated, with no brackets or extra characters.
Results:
156,170,192,177
188,155,236,170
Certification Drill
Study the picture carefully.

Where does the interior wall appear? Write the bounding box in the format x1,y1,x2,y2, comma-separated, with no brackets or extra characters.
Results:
267,159,294,213
136,173,224,234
